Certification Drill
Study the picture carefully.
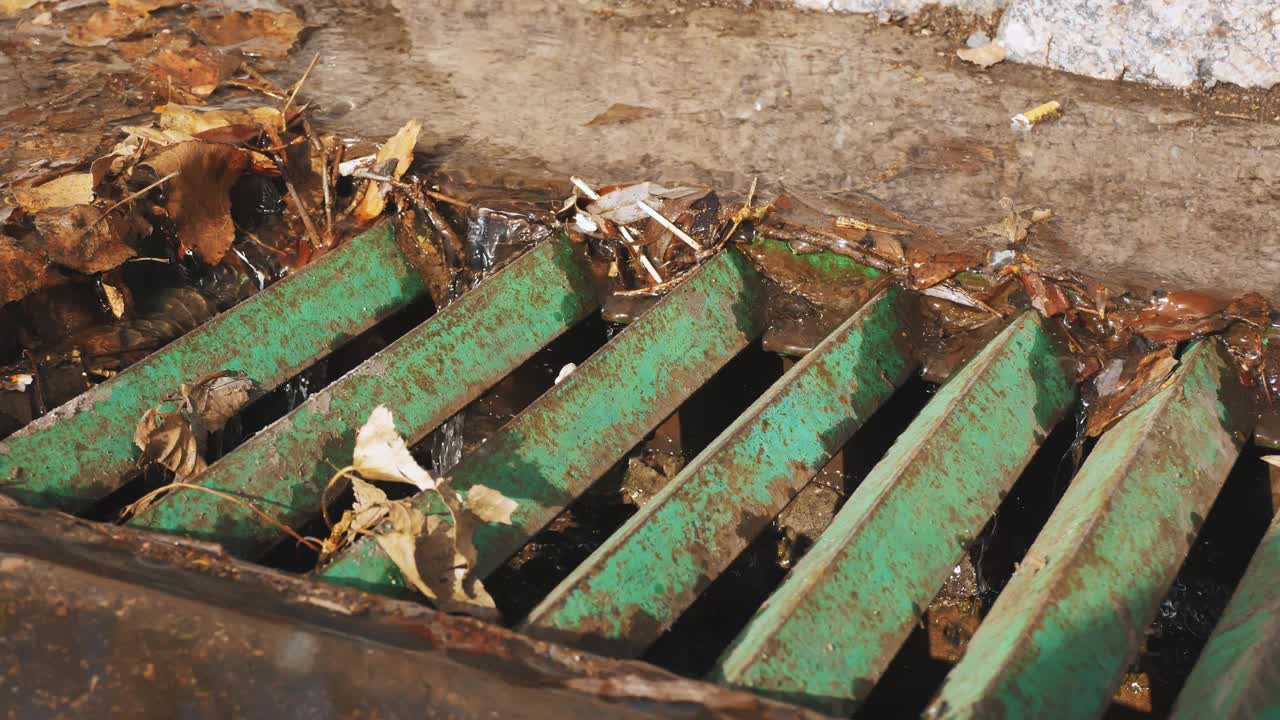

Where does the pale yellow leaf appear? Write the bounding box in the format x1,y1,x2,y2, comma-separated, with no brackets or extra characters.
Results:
956,41,1008,68
352,405,436,491
12,173,95,212
465,484,517,525
352,119,420,223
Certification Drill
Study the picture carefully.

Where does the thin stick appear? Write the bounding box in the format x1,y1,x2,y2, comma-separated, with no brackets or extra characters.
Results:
282,167,323,250
101,172,178,217
123,483,322,552
569,177,661,283
424,189,470,208
570,176,600,200
352,170,414,189
637,199,702,252
281,52,321,131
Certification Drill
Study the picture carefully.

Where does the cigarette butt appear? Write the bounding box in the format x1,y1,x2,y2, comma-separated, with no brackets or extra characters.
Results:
1011,100,1061,130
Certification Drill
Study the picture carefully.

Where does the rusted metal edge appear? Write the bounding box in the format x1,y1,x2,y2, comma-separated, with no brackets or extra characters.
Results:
127,235,598,558
318,249,768,598
520,285,914,656
712,312,1074,716
0,508,823,720
926,340,1248,720
1170,498,1280,718
0,222,424,512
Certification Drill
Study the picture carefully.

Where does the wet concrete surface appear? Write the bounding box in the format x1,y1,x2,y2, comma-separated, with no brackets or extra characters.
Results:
292,0,1280,298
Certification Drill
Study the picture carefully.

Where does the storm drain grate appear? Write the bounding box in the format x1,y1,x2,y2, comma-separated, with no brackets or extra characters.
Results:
2,223,1276,718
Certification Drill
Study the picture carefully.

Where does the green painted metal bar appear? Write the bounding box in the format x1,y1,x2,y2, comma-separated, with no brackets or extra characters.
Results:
521,285,913,656
926,341,1247,720
0,223,424,512
711,312,1074,716
127,237,598,556
1171,509,1280,720
319,249,766,597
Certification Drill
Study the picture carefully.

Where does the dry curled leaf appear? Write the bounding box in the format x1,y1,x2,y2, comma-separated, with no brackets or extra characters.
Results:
133,406,207,480
183,372,253,433
189,10,306,59
352,405,437,491
145,141,249,264
956,41,1008,68
352,119,421,223
34,204,145,274
321,476,391,558
12,172,95,212
131,372,255,491
465,484,518,525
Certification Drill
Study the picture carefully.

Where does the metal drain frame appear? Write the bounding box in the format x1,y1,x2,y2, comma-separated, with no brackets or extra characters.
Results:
2,221,1273,717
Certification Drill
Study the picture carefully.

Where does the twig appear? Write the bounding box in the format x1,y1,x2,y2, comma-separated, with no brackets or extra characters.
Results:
569,177,662,283
636,199,702,252
283,172,324,250
424,189,471,209
122,483,322,552
302,116,332,246
352,170,414,190
101,172,178,217
281,52,321,131
834,216,912,235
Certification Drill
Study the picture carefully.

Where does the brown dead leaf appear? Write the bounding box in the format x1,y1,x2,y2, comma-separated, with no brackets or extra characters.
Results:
0,236,52,304
34,204,144,274
352,119,421,223
12,172,95,212
133,406,207,479
1019,267,1070,317
586,103,659,127
910,250,974,289
182,371,253,433
158,103,282,137
1085,348,1178,436
145,141,249,263
956,41,1008,68
64,8,155,47
148,47,239,99
321,476,391,558
189,10,306,59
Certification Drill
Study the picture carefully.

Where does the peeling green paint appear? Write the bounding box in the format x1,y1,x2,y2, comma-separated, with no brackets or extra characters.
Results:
712,312,1074,716
1,223,423,512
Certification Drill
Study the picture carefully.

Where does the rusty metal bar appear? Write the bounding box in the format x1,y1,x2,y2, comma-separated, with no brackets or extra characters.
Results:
520,286,913,656
711,312,1074,715
0,222,424,512
0,508,819,720
128,236,597,557
1170,500,1280,718
319,249,766,597
927,341,1247,720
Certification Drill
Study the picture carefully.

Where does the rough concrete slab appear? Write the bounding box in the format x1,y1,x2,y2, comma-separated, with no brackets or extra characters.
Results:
793,0,1003,15
295,0,1280,299
999,0,1280,89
